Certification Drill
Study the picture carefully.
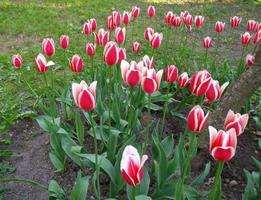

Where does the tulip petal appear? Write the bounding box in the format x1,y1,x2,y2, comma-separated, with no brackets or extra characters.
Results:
89,81,97,98
211,146,236,161
78,90,95,111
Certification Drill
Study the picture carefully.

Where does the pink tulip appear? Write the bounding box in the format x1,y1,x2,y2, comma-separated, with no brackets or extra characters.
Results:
171,15,182,27
247,20,257,32
165,11,174,25
42,38,55,57
70,54,83,73
215,21,225,33
252,30,261,45
144,27,154,41
121,60,143,86
12,54,23,68
245,54,255,66
132,41,141,53
203,36,213,49
118,48,126,64
59,35,69,49
120,145,148,186
107,15,115,31
72,80,97,111
90,18,97,32
230,16,241,28
147,5,155,17
35,53,54,72
178,72,189,88
94,29,109,46
194,15,204,28
112,11,121,27
209,126,237,161
86,42,96,57
149,32,163,48
141,68,163,94
164,65,179,83
83,22,92,35
189,70,212,96
187,105,209,132
103,41,119,66
205,80,229,104
132,6,140,18
115,27,126,44
183,13,193,26
142,55,154,69
123,11,131,26
181,10,190,22
241,32,251,45
224,110,249,136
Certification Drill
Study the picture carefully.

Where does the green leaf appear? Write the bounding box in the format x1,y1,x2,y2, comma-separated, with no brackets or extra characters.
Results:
49,152,65,172
191,162,211,187
135,195,152,200
75,112,84,145
184,185,206,200
48,180,66,200
70,171,89,200
136,167,150,195
161,135,174,157
242,169,257,200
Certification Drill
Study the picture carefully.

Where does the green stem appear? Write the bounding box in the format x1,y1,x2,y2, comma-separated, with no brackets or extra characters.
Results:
107,66,113,161
209,161,224,200
63,50,67,86
205,48,208,68
161,83,172,134
132,186,136,200
0,177,47,190
143,94,151,154
91,56,94,80
127,86,134,134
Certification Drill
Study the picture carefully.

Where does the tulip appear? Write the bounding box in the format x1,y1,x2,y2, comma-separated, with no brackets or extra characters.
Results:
72,80,97,111
70,54,83,73
165,11,174,25
230,16,241,28
90,18,97,32
149,32,163,48
247,20,257,32
224,110,249,136
164,65,179,83
120,145,148,186
121,60,143,86
183,13,193,26
181,10,190,22
147,5,155,17
189,70,212,96
245,54,255,66
123,11,131,26
118,48,126,64
215,21,225,33
142,55,154,69
112,11,121,27
103,41,119,66
107,15,115,31
178,72,189,88
187,105,209,132
241,32,251,45
86,42,96,57
132,41,141,53
257,23,261,31
42,38,55,57
203,36,213,48
171,15,182,27
205,80,229,104
252,30,261,45
115,27,126,44
83,22,92,35
141,68,163,94
194,15,204,28
12,54,23,68
132,6,140,18
144,27,154,41
59,35,69,49
209,126,237,161
94,29,109,46
35,53,54,72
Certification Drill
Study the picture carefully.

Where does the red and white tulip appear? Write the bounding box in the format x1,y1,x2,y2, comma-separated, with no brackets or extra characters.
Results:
103,41,119,66
230,16,241,28
245,54,255,66
241,32,251,45
164,65,179,83
144,27,154,41
147,5,155,17
165,11,174,25
86,42,96,57
149,32,163,48
123,11,131,26
187,105,209,132
194,15,204,28
141,68,163,94
215,21,225,33
132,6,140,19
121,60,143,86
83,22,92,35
142,55,154,69
112,11,121,27
115,27,126,44
171,15,182,27
94,29,109,46
35,53,54,72
42,38,55,57
132,41,141,53
118,48,126,64
189,70,212,96
178,72,189,88
205,80,229,104
107,15,115,31
203,36,213,49
90,18,97,32
12,54,23,68
247,20,257,32
70,54,83,73
252,30,261,45
59,35,69,49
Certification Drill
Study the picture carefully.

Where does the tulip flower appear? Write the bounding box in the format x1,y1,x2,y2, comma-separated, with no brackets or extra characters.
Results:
132,6,140,18
90,18,97,32
247,20,257,32
107,15,115,31
257,23,261,31
194,15,204,28
164,65,179,83
171,15,182,27
121,60,143,86
181,10,190,22
103,41,119,66
245,54,255,66
187,105,209,132
189,70,212,96
132,41,141,53
72,80,97,111
120,145,148,186
147,5,155,17
83,22,92,35
252,30,261,45
209,126,237,161
35,53,54,72
144,27,154,41
42,38,55,57
165,11,174,25
59,35,69,49
115,27,126,44
203,36,213,49
12,54,23,68
118,48,126,64
215,21,225,33
142,55,154,69
178,72,189,88
122,11,131,26
70,54,83,73
149,32,163,48
241,32,251,45
224,110,249,136
141,68,163,94
86,42,96,57
112,11,121,27
230,16,242,28
94,29,109,46
205,80,229,104
183,13,193,27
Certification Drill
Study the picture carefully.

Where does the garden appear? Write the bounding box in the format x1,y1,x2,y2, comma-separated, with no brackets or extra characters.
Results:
0,0,261,199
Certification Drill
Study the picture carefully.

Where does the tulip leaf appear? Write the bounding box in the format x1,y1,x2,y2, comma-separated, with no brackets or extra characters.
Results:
242,169,257,200
152,182,176,199
48,180,66,200
136,167,150,195
184,185,207,200
49,152,65,172
191,162,211,187
135,195,152,200
70,171,89,200
161,135,174,157
75,112,84,145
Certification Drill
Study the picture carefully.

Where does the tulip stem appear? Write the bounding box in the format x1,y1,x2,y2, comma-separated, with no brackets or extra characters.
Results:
91,56,94,80
63,50,67,86
107,66,113,161
209,161,224,200
132,186,136,200
127,86,134,135
143,94,151,154
205,48,208,67
161,83,172,135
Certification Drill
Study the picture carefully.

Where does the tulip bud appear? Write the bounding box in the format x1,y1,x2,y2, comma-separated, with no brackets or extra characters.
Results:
252,30,261,45
103,41,119,66
245,54,255,66
123,11,131,26
59,35,69,49
147,5,155,17
132,41,141,53
247,20,257,32
35,53,54,72
72,80,97,111
183,13,193,26
86,42,96,57
230,16,242,28
112,11,121,27
90,18,97,32
181,10,190,22
187,105,209,132
132,6,140,18
241,32,251,45
209,126,237,161
178,72,189,88
118,48,126,64
149,32,163,48
194,15,204,28
142,55,154,69
120,145,148,186
164,65,179,83
70,54,83,72
189,70,212,96
224,110,249,136
215,21,225,33
165,11,174,25
83,22,92,35
144,27,154,41
141,68,163,94
171,15,182,27
115,27,126,44
205,80,229,104
42,38,55,57
94,29,109,46
12,54,23,68
203,36,213,48
121,60,143,86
